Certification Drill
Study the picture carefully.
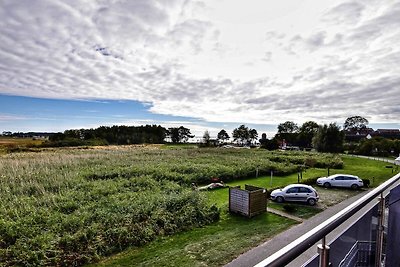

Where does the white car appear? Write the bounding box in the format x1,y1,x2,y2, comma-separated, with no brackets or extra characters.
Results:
316,174,364,189
270,184,319,206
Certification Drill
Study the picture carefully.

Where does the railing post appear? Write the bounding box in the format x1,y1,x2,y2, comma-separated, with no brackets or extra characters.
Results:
375,194,385,267
317,236,330,267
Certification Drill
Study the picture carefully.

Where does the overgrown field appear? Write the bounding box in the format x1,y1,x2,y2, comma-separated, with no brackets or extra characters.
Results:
0,146,342,266
0,137,44,154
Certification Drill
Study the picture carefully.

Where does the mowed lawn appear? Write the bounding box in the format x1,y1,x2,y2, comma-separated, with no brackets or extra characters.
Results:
91,156,396,267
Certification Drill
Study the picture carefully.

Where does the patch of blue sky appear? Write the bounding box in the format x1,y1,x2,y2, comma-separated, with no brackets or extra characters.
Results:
0,94,204,132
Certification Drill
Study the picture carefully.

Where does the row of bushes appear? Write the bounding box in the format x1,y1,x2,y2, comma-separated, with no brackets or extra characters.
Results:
84,149,343,185
84,161,300,184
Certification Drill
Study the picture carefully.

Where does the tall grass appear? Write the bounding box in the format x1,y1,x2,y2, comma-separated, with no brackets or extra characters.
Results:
0,146,341,266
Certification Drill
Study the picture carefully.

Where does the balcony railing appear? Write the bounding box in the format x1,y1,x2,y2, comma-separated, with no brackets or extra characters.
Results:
338,241,375,267
254,172,400,267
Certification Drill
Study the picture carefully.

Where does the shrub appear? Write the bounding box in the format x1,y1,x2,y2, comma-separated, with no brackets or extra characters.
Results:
304,157,317,167
302,177,319,186
283,204,296,213
0,175,219,266
362,179,370,188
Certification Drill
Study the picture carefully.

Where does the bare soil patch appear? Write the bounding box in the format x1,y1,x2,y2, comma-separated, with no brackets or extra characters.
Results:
316,187,365,209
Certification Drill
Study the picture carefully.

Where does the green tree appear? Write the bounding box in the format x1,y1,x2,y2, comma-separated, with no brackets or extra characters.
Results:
217,129,230,143
356,137,400,157
49,132,66,141
297,121,319,148
313,123,344,153
278,121,299,133
232,125,250,145
249,129,258,145
202,130,211,145
168,126,194,143
343,116,369,132
260,136,279,150
276,121,299,145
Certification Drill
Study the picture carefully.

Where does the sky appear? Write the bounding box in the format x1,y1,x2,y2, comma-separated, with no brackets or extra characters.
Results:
0,0,399,138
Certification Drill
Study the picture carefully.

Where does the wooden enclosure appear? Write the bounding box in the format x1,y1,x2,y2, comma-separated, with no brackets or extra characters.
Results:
229,184,267,218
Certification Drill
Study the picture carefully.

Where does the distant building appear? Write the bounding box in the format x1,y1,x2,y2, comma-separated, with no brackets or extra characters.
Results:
375,129,400,139
344,128,375,142
345,128,400,141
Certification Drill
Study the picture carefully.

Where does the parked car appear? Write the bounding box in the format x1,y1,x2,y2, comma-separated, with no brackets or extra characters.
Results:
316,174,364,189
270,184,319,206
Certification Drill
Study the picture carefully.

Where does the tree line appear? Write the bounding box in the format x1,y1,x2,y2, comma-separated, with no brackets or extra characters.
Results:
211,116,399,155
270,120,345,153
207,121,343,153
46,125,196,147
256,116,380,153
2,115,398,156
205,125,259,146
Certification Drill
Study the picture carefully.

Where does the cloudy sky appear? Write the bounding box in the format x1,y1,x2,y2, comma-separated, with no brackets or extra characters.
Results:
0,0,399,137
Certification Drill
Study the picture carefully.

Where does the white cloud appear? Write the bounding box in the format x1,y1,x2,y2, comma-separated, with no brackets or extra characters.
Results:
0,0,399,127
0,114,27,121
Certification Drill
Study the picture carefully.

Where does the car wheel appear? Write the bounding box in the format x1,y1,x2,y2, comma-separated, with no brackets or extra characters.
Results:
307,198,316,206
351,184,359,190
323,182,331,188
276,196,284,203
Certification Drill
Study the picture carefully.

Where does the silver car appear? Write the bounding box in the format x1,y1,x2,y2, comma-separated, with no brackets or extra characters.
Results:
270,184,319,206
316,174,364,189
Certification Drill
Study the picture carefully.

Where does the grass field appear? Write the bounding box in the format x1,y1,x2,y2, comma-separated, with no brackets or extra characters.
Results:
0,145,397,266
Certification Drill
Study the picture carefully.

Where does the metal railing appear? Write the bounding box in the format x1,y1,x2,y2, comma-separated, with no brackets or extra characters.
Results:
338,241,376,267
254,173,400,267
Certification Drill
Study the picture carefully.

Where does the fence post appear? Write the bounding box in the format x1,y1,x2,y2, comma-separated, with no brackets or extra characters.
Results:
375,194,385,267
270,170,273,187
318,236,330,267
